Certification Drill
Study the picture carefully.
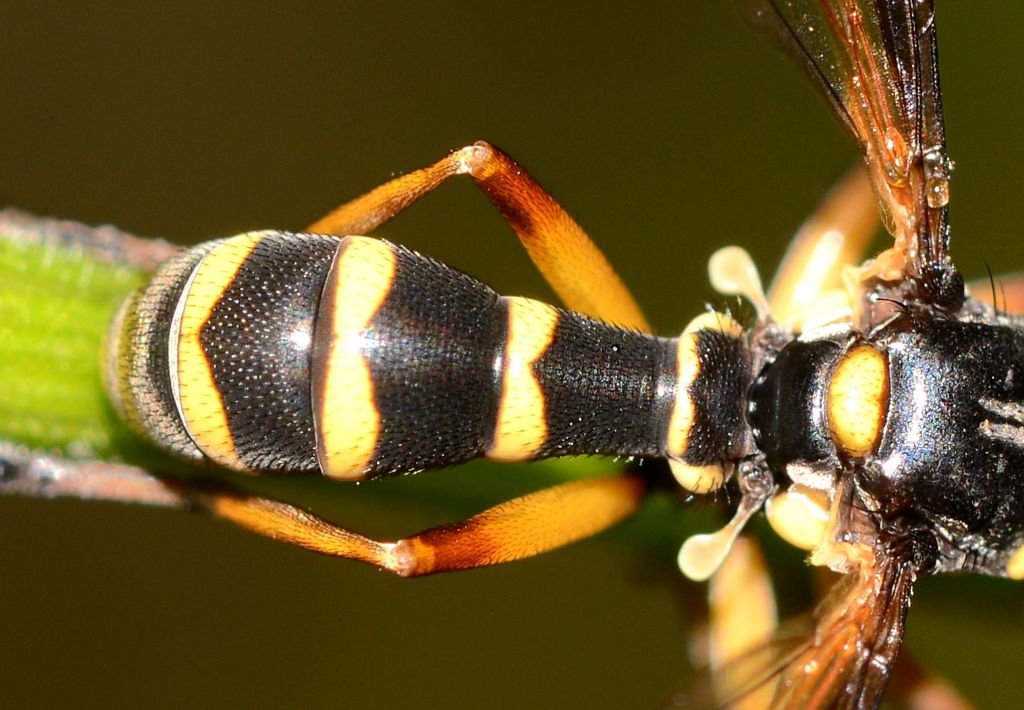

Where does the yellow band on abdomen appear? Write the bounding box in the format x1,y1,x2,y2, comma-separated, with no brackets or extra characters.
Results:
175,233,264,470
487,297,558,461
315,237,397,480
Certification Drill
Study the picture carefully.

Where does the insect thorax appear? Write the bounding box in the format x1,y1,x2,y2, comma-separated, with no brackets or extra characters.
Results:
749,305,1024,576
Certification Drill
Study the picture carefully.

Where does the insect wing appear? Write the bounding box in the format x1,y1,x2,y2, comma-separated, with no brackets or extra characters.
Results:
739,0,952,295
771,552,915,708
680,550,916,709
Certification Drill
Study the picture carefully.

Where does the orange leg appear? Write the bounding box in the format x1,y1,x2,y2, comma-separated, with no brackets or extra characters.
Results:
182,144,656,573
0,446,647,576
706,536,779,709
308,141,651,331
189,471,647,576
767,165,878,332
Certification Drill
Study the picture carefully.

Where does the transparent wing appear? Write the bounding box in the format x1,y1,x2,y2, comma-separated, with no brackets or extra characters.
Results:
669,546,917,709
766,551,915,709
739,0,956,303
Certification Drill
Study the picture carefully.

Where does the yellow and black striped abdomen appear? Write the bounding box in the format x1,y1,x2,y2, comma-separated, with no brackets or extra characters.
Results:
312,235,507,478
185,233,339,471
313,236,682,478
109,231,750,481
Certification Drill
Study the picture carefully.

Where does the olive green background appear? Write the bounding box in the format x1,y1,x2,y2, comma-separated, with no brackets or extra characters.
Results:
2,2,1023,708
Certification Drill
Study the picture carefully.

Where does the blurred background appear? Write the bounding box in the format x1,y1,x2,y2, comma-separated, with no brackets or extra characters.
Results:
1,2,1023,707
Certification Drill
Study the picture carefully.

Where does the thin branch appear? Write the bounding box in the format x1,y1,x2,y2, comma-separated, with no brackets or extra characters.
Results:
0,207,180,270
0,442,187,509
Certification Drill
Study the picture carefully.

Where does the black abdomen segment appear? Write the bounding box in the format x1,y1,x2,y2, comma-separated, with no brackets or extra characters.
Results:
534,314,674,459
201,233,339,472
337,238,507,476
313,236,680,478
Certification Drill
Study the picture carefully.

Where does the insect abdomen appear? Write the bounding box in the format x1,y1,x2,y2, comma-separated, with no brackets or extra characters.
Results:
108,232,340,473
313,235,506,477
109,232,693,479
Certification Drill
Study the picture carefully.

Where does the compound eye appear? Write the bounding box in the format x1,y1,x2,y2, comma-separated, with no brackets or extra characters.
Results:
827,343,889,458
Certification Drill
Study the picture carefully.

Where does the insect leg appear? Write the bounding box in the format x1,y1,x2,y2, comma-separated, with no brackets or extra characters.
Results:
188,471,646,576
308,141,650,331
766,165,877,332
707,536,778,710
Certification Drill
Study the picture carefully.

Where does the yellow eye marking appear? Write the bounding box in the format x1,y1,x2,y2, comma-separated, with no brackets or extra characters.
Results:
315,237,396,480
827,343,888,458
487,297,559,461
